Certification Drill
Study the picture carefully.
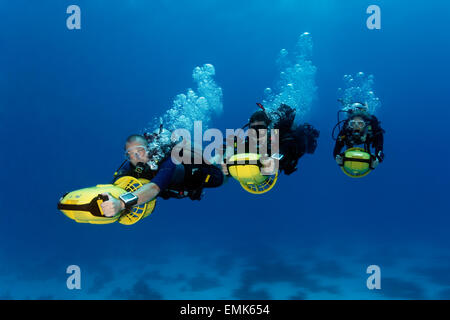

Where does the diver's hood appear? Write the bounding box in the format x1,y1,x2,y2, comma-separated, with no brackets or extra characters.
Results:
344,103,370,118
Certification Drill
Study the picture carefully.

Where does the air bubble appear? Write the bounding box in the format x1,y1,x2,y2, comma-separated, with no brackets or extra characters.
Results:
262,33,317,122
337,72,381,114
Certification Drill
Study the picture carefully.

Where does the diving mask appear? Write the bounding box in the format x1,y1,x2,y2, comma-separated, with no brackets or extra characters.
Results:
125,145,148,161
249,124,268,140
348,119,366,130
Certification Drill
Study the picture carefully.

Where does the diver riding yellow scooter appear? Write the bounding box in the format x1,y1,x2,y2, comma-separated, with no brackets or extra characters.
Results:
225,103,319,193
224,103,280,194
332,102,385,178
57,176,156,225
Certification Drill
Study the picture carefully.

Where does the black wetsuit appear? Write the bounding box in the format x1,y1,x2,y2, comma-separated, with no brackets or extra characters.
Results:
114,158,223,200
333,115,384,161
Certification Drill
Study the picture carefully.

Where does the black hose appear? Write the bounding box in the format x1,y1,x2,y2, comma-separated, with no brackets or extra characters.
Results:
332,119,347,141
331,109,348,141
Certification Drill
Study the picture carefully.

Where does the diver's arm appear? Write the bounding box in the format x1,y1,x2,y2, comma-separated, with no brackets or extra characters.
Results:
122,158,175,207
333,138,344,158
118,182,161,210
371,118,384,161
101,183,160,217
373,131,384,162
333,126,346,158
102,160,174,217
374,131,383,151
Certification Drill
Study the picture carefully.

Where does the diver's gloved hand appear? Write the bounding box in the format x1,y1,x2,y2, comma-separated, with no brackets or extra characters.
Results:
100,193,123,217
376,150,384,162
371,158,380,169
221,163,229,176
260,155,277,175
335,154,344,166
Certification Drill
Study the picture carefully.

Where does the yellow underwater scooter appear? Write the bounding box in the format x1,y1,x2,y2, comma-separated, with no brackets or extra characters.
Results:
339,147,374,178
57,176,156,225
227,153,278,194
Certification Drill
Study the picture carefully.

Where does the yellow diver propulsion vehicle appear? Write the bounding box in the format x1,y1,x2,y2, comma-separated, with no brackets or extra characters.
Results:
227,153,278,194
340,147,373,178
57,176,156,225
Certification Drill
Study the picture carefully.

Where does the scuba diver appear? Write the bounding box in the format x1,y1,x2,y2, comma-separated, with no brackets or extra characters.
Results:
333,102,385,169
225,103,319,176
100,134,224,217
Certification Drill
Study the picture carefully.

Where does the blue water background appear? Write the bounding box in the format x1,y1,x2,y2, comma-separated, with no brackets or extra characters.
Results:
0,0,449,299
